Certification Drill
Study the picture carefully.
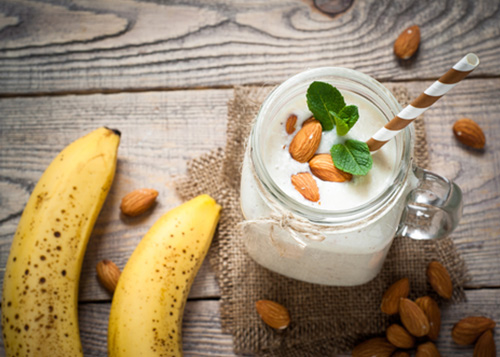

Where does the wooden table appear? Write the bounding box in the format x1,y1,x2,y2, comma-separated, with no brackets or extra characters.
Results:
1,0,499,355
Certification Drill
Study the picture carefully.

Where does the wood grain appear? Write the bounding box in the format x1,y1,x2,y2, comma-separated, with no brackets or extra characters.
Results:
0,0,499,95
1,80,499,303
0,89,231,301
0,290,498,356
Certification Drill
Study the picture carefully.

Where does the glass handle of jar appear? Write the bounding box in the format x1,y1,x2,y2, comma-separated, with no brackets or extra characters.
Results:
397,165,463,240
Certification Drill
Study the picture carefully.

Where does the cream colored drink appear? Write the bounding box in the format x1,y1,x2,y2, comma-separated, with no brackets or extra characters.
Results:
240,67,462,286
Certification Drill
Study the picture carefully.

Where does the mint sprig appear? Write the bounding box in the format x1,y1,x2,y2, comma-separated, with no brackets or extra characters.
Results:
306,81,372,176
330,140,372,176
306,81,345,131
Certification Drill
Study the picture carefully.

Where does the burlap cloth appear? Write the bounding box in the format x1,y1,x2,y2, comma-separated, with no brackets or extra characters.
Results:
175,85,468,356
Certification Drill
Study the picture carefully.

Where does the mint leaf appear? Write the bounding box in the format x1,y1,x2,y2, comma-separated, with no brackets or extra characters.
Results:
330,139,373,176
338,105,359,129
306,81,345,131
331,111,349,136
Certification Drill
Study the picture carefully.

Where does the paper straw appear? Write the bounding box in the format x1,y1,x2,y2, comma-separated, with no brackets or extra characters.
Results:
366,53,480,152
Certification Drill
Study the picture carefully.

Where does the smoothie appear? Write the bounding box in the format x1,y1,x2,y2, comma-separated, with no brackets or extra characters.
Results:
240,67,462,286
261,90,398,211
240,68,414,286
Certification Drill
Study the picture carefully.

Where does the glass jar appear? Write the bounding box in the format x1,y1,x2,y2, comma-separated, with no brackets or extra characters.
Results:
240,67,462,286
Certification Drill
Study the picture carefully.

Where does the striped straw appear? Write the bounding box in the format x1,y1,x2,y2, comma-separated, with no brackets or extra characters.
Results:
367,53,480,152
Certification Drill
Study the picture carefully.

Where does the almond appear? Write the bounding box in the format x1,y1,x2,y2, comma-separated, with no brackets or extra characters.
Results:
380,278,410,315
453,118,486,149
474,329,496,357
415,296,441,340
289,119,322,163
285,114,297,134
352,337,396,357
394,25,420,60
452,316,496,345
120,188,159,217
309,154,352,182
302,116,316,127
399,298,430,337
386,324,415,349
255,300,290,330
416,341,441,357
426,260,453,299
291,172,320,202
392,352,410,357
96,259,121,293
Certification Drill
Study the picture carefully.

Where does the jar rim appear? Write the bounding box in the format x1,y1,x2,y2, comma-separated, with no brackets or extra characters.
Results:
250,67,414,224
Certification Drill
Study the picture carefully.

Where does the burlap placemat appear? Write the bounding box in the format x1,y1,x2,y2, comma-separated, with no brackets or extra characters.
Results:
175,85,468,356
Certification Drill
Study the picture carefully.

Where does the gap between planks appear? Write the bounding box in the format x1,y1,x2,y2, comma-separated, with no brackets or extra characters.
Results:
0,75,498,99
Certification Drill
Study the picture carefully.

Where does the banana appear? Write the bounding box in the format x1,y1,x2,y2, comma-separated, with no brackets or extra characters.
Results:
108,194,221,357
1,127,120,356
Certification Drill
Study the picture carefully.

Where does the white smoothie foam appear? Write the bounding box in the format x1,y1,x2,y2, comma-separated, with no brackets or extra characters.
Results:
263,90,397,211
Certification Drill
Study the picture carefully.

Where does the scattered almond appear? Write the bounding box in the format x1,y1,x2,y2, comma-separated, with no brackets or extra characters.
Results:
426,261,453,299
285,114,297,134
415,296,441,340
120,188,159,217
309,154,352,182
96,259,121,293
352,337,396,357
380,278,410,315
416,341,441,357
394,25,420,60
289,119,322,163
291,172,320,202
473,329,496,357
452,316,496,345
399,298,430,337
386,324,415,349
453,118,486,149
392,352,410,357
255,300,290,330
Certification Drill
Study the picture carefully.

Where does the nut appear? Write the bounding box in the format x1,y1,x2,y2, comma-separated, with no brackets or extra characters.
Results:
416,341,441,357
473,329,496,357
96,259,121,293
309,154,352,182
286,114,297,134
452,316,496,345
380,278,410,315
120,188,159,217
399,298,430,337
394,25,420,60
386,324,415,349
426,260,453,299
453,118,486,149
289,119,322,162
255,300,290,330
415,296,441,340
291,172,320,202
302,116,316,127
392,352,410,357
352,337,396,357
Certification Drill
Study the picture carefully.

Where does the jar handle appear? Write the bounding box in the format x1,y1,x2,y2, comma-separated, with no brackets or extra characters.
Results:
397,166,463,240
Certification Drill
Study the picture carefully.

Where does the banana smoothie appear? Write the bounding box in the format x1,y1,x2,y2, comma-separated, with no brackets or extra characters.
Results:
240,68,416,286
256,90,398,212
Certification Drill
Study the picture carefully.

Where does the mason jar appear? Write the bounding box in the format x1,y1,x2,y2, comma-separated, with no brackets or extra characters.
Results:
240,67,462,286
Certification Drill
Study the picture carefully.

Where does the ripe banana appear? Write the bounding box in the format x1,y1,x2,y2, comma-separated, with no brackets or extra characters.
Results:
108,194,221,357
2,127,120,356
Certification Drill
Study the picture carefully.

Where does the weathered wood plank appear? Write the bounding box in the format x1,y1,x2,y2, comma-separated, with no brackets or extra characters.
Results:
0,0,499,94
0,88,231,301
0,80,499,303
1,290,498,356
0,300,237,356
405,80,500,288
